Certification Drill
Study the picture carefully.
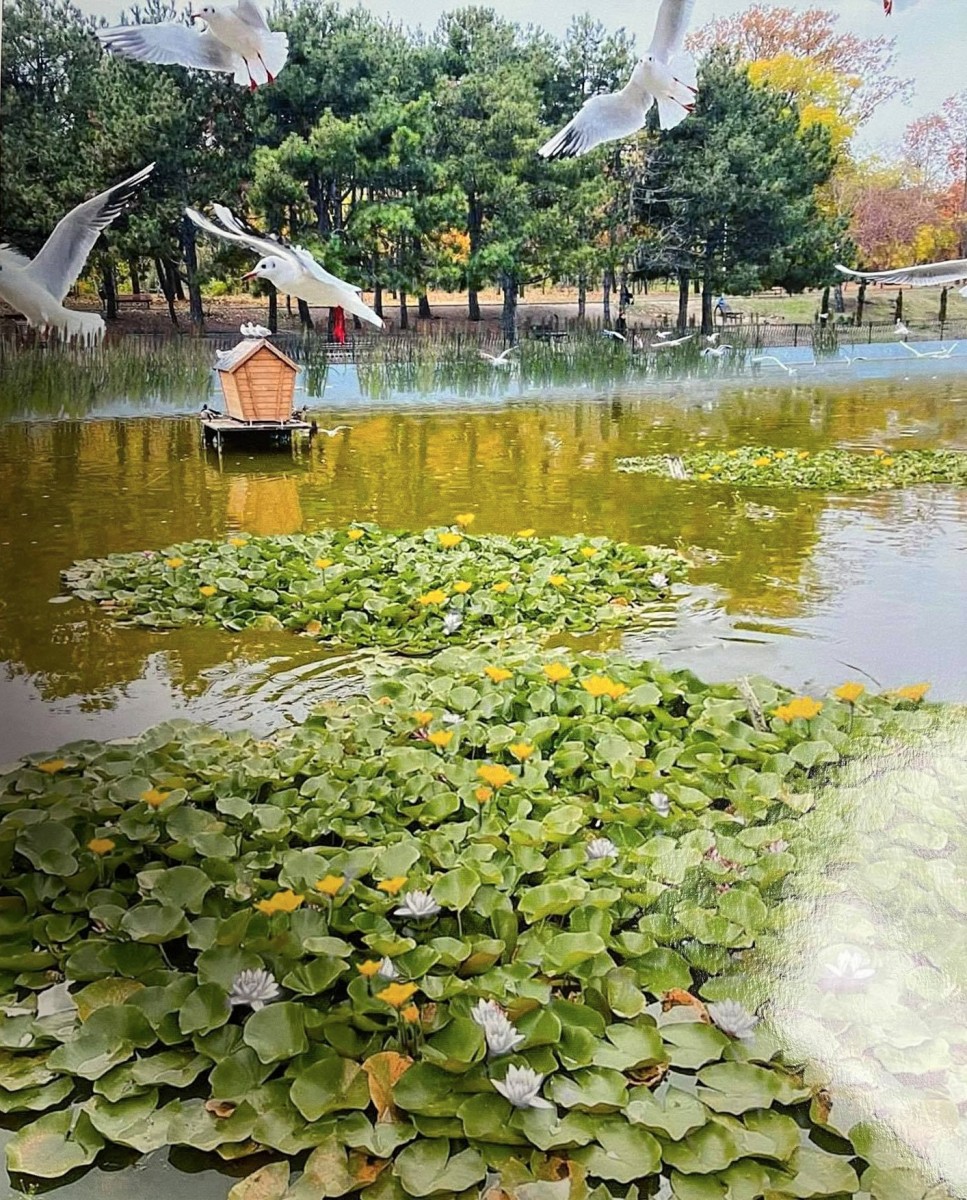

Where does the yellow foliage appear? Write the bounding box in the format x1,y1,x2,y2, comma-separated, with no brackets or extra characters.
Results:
748,53,857,151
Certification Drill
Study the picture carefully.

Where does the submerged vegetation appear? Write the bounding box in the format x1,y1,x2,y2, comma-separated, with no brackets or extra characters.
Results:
61,527,687,652
0,647,950,1198
616,446,967,490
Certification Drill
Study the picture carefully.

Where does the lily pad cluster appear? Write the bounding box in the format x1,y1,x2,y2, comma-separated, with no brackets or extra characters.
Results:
61,527,686,652
0,649,948,1199
615,447,967,491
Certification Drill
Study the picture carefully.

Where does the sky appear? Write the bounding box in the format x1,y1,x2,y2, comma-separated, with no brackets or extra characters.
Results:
72,0,966,153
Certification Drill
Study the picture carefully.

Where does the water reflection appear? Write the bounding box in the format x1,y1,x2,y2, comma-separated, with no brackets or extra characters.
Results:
0,379,966,759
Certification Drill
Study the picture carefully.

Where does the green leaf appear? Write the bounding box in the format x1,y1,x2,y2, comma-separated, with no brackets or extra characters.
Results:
627,1085,707,1140
661,1021,730,1069
243,1002,309,1064
179,983,231,1035
5,1109,104,1177
395,1138,487,1197
228,1162,291,1200
546,1067,627,1112
572,1115,662,1182
782,1146,860,1197
431,866,480,912
290,1055,370,1121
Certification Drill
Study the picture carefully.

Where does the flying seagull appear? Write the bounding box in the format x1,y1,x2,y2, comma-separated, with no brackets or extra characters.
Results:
0,163,154,343
479,346,517,367
836,259,967,298
601,329,627,341
240,321,272,338
186,204,383,328
539,0,697,159
650,333,694,349
97,0,288,90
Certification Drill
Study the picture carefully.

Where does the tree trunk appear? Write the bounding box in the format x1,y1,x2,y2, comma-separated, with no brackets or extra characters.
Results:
399,290,409,331
856,281,866,325
701,265,714,335
268,291,278,334
181,215,204,329
171,260,186,301
895,288,903,322
833,284,845,313
418,293,432,319
500,271,518,343
677,269,690,332
154,257,178,326
286,295,292,315
101,260,118,321
128,259,141,295
939,286,948,325
297,299,314,331
602,268,612,324
374,281,383,319
819,285,830,323
577,275,586,319
467,192,482,321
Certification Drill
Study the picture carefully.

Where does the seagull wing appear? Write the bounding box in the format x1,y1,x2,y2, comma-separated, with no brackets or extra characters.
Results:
235,0,269,30
97,23,238,71
29,163,154,302
538,86,652,159
835,259,967,288
289,244,362,293
210,204,294,261
648,0,696,61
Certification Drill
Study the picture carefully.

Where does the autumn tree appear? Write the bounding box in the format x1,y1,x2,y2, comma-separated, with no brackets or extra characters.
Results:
903,91,967,256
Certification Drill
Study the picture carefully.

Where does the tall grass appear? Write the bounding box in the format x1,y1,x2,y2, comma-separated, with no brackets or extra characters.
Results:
0,337,213,420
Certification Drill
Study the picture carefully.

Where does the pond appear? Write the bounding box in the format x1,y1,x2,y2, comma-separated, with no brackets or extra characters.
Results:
0,357,966,1199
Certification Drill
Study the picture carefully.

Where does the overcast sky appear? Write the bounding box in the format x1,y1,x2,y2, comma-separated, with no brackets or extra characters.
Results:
73,0,965,153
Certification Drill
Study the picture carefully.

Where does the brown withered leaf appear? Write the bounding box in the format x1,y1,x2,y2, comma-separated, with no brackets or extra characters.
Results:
348,1152,390,1187
362,1051,413,1122
629,1061,669,1088
661,989,710,1022
206,1099,237,1119
811,1088,833,1124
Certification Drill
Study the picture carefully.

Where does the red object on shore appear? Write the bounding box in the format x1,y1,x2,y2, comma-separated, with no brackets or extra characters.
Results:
331,306,346,344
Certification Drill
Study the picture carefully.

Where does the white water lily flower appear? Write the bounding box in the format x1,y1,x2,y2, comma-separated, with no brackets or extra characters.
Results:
766,838,790,854
470,998,525,1058
819,950,876,993
442,611,464,636
441,710,461,725
377,957,399,980
649,571,669,589
586,837,618,861
650,791,671,818
492,1064,553,1109
228,968,280,1012
394,890,441,919
708,999,759,1040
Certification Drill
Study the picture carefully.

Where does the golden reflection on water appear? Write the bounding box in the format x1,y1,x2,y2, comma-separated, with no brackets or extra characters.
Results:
0,378,965,756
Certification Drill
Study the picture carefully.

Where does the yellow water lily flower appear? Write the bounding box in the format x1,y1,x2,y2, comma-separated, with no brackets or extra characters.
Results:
754,457,771,468
304,620,322,636
774,696,823,722
579,546,597,559
475,786,493,803
428,730,453,749
229,537,248,547
377,982,418,1009
255,890,304,915
437,532,463,549
710,464,723,472
377,877,408,895
455,513,475,528
165,557,184,569
315,875,345,897
797,451,810,460
401,1004,420,1023
36,759,67,774
517,528,536,537
484,666,512,683
141,788,170,809
881,457,895,466
347,528,365,540
582,675,617,698
315,557,334,569
509,742,535,761
548,575,566,587
477,764,513,789
357,960,382,978
87,837,116,855
417,590,448,606
492,580,511,593
698,473,712,481
872,448,885,456
452,580,472,594
727,449,739,456
774,451,787,460
543,662,572,683
199,585,218,597
608,682,629,700
834,682,865,704
412,711,434,726
895,683,930,703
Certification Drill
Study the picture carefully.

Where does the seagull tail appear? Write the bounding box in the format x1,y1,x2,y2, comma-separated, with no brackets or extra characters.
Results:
342,292,383,330
258,31,288,80
656,87,693,131
63,311,106,347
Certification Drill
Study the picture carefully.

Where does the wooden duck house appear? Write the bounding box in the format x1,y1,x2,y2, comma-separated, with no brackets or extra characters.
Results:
215,339,298,423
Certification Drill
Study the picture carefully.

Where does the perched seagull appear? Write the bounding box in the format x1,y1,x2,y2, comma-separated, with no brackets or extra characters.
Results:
187,204,383,328
650,333,694,349
895,319,910,339
240,321,272,338
538,0,697,159
0,163,154,344
479,346,517,367
97,0,288,91
836,259,967,299
702,344,734,358
601,329,627,341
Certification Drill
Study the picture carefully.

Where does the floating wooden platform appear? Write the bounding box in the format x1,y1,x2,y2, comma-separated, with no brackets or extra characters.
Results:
201,416,314,452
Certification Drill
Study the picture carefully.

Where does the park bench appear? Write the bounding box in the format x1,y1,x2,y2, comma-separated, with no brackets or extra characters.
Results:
721,311,745,325
529,325,569,342
115,293,154,309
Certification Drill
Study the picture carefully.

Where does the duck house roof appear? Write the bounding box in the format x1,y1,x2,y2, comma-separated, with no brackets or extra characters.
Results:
215,338,298,374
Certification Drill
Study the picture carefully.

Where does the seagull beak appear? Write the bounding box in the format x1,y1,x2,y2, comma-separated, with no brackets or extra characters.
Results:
241,270,258,280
